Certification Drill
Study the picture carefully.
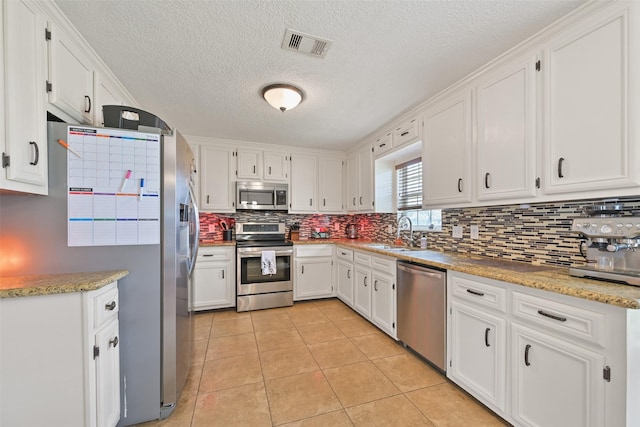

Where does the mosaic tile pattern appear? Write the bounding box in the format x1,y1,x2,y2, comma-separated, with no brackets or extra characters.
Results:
200,196,640,268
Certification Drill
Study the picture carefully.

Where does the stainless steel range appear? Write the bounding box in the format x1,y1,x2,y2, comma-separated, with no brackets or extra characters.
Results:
235,222,294,311
570,204,640,286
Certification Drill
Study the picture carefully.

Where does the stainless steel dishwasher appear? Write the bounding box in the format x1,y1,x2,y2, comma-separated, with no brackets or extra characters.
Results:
397,261,446,372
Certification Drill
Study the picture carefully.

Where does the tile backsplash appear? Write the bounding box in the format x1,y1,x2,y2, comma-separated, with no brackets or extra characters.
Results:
200,196,640,268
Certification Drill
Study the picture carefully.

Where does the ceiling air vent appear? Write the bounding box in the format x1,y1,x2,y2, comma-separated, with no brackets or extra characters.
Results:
281,29,332,59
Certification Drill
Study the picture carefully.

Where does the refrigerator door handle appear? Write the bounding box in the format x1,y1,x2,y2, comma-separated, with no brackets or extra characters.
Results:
188,184,200,278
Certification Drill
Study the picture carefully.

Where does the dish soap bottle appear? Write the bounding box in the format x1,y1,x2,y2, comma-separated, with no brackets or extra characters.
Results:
420,233,427,249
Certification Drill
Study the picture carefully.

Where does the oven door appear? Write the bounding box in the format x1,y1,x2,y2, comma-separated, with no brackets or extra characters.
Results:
237,246,293,295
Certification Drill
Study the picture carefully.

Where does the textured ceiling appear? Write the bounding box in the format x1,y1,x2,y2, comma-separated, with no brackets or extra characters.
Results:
54,0,586,151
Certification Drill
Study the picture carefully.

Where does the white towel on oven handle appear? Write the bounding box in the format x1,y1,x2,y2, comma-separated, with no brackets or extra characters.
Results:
261,250,277,275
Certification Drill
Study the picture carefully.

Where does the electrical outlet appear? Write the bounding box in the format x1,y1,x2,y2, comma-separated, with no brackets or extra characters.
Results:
387,224,393,234
470,225,479,239
208,223,215,233
452,225,463,239
334,223,340,231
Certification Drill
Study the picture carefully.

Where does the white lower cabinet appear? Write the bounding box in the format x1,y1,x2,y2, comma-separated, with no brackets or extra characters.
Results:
192,246,235,310
294,244,334,300
449,300,507,416
511,322,604,427
341,246,397,339
336,247,354,305
447,271,638,427
0,281,121,427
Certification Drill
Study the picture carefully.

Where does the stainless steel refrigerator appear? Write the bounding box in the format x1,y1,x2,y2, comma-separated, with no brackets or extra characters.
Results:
0,121,199,425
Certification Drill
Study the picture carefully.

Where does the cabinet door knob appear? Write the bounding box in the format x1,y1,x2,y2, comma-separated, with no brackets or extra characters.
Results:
29,141,39,165
524,344,531,366
109,336,119,348
105,301,117,311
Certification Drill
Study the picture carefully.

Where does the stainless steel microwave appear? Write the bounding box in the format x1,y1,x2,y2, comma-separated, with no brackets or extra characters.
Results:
236,181,288,211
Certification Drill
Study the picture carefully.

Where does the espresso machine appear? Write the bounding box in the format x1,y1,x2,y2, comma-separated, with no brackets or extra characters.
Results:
570,205,640,286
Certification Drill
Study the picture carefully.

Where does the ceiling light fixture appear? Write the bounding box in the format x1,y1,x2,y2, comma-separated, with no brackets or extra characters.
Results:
262,84,305,112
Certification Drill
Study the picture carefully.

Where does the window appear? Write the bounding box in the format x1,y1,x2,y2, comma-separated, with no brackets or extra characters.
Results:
396,158,442,231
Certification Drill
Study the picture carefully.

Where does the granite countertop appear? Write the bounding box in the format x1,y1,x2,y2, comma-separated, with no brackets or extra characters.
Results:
0,270,129,299
200,241,236,247
295,239,640,309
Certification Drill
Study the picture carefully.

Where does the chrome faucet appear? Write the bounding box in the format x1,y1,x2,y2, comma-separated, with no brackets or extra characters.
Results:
397,215,414,247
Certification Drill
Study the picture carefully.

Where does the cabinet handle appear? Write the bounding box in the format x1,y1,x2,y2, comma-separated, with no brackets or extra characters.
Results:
347,269,351,279
558,157,565,178
109,336,119,348
301,265,304,274
484,328,490,347
457,178,463,193
221,269,225,279
84,95,92,113
207,195,210,203
359,196,363,205
379,143,386,148
203,254,213,257
105,301,117,311
466,288,484,297
364,276,368,286
400,131,409,137
524,344,531,366
484,172,490,189
352,197,356,206
323,198,326,206
374,280,378,291
253,165,256,173
29,141,39,165
268,166,272,175
537,309,567,322
309,198,313,206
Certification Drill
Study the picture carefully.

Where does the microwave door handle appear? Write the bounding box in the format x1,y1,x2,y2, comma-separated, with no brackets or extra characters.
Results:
273,188,277,209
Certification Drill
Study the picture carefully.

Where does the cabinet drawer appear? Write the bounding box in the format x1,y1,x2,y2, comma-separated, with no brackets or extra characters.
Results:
393,118,419,147
295,244,333,258
371,255,395,274
354,251,371,266
93,283,118,329
373,132,393,156
512,291,606,347
198,247,233,262
336,247,354,262
450,275,507,313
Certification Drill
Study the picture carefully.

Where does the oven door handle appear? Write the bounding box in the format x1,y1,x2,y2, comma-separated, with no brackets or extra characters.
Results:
238,250,293,257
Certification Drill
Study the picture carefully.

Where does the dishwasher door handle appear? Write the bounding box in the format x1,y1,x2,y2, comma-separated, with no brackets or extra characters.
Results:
398,263,443,279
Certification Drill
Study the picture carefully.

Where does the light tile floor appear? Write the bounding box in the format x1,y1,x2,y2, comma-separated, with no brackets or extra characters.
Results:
139,299,509,426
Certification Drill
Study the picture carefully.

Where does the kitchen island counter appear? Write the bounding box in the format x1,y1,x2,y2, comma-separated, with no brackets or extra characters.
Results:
0,270,129,298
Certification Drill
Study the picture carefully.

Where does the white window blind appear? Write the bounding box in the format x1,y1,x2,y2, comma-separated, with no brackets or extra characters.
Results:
396,157,422,211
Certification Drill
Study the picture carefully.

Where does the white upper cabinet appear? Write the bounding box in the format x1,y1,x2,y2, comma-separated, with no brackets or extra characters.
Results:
263,151,288,182
393,117,420,149
542,2,640,194
318,157,343,212
422,89,473,206
372,131,393,157
236,149,261,180
476,55,537,201
47,22,94,124
200,145,235,212
289,154,318,213
1,0,48,195
347,144,374,212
